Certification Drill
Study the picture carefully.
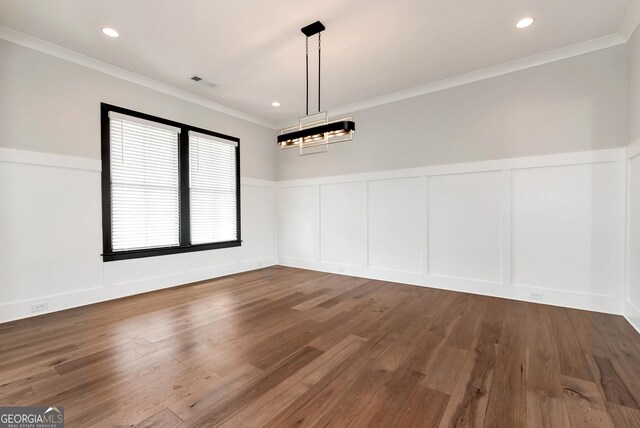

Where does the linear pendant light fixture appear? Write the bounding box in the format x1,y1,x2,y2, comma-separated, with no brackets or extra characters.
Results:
277,21,356,155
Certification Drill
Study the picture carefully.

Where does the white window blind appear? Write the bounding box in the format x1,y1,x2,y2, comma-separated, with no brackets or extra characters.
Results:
109,113,180,251
189,131,238,245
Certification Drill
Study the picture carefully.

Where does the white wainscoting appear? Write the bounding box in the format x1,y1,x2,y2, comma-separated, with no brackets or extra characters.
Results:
511,163,622,296
428,171,503,283
320,182,367,266
279,185,319,261
626,142,640,332
0,147,632,322
368,177,424,273
278,149,627,314
0,148,278,323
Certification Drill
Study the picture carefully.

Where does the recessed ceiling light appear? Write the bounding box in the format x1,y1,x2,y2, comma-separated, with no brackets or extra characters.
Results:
272,101,281,107
516,17,535,29
102,27,119,38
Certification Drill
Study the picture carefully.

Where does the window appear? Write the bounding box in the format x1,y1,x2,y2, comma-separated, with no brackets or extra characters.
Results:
189,131,238,244
109,113,181,251
101,103,240,261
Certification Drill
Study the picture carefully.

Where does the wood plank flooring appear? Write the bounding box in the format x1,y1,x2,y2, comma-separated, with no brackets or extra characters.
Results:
1,266,640,427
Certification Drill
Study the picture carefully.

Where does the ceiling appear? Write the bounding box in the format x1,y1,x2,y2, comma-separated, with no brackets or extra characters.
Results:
0,0,635,126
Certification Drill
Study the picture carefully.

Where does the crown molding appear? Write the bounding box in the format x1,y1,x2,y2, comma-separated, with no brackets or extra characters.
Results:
619,0,640,41
284,33,625,126
0,16,636,133
0,26,278,129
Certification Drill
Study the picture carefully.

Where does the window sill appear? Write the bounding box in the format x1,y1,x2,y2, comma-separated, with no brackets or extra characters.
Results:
102,240,242,262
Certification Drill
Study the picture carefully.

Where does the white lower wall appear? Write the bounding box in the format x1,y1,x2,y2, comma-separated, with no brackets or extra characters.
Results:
0,148,278,323
278,149,627,314
1,147,632,322
626,142,640,332
428,171,503,283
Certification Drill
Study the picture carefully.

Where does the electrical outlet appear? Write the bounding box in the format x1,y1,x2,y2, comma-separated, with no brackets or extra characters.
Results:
32,302,48,312
529,292,543,301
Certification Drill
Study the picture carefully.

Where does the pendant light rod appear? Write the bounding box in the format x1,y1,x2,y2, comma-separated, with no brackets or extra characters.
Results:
305,37,309,116
318,32,321,113
301,21,325,114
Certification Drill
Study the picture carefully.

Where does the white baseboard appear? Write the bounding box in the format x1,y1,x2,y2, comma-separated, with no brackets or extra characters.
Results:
625,316,640,335
2,257,625,324
0,257,277,324
278,258,621,315
625,300,640,334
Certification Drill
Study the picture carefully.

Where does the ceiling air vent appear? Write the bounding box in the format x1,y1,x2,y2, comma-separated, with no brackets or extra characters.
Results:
190,75,217,88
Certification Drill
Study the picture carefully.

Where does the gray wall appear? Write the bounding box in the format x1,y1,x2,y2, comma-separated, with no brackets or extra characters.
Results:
1,36,629,182
627,28,640,332
630,28,640,144
0,39,277,180
277,45,629,180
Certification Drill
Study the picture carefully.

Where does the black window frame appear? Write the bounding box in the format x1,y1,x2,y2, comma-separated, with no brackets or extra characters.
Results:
101,103,241,262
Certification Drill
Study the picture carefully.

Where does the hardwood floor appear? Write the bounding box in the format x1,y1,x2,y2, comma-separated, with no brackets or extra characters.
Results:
1,266,640,427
